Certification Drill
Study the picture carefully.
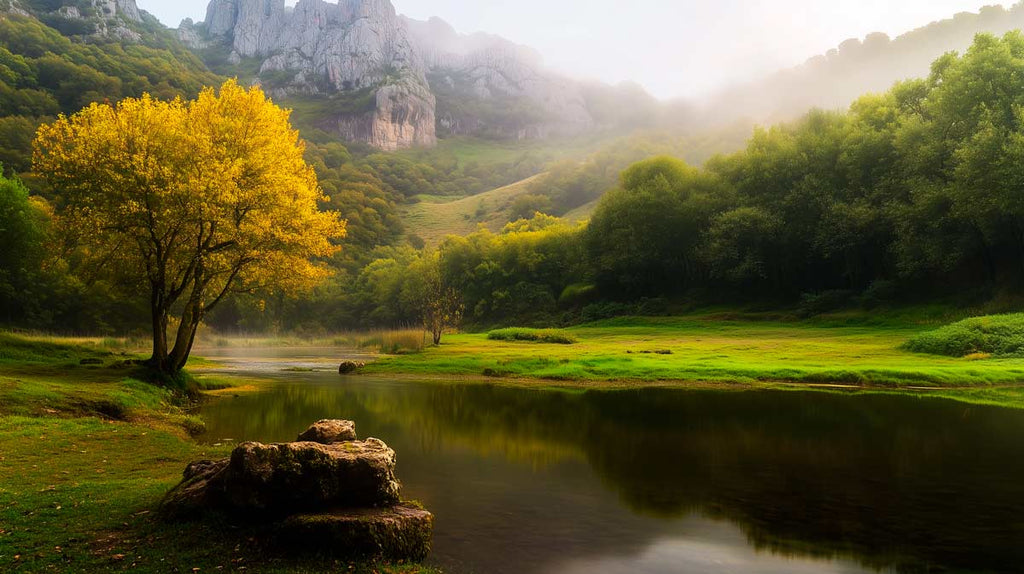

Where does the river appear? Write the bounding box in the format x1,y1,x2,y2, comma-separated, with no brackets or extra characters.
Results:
194,347,1024,574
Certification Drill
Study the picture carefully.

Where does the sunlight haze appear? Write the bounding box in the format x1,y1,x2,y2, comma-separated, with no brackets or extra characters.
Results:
8,0,1024,571
138,0,997,98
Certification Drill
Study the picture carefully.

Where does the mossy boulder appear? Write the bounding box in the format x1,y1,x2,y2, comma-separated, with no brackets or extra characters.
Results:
296,419,357,444
278,503,433,561
338,361,365,374
161,434,400,518
159,459,231,519
222,439,401,514
161,420,432,562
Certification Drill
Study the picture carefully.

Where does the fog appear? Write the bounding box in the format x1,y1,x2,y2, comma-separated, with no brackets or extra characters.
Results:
139,0,996,100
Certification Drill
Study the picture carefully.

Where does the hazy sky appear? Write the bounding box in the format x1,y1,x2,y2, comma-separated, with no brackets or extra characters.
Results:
138,0,996,99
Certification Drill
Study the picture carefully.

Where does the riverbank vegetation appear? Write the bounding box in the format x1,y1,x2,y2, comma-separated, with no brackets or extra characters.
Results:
365,311,1024,390
0,333,437,573
904,313,1024,358
487,328,578,344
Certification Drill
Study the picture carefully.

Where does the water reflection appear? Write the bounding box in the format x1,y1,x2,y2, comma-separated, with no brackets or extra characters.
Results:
198,370,1024,574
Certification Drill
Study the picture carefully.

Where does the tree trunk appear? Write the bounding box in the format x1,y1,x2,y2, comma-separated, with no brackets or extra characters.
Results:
167,300,202,374
147,284,169,371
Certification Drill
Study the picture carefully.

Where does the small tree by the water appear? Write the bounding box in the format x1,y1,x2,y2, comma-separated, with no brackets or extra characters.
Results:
33,80,346,376
413,253,463,345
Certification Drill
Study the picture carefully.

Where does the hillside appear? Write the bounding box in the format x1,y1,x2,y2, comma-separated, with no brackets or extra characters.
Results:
0,0,222,174
399,175,546,246
697,3,1024,127
562,199,599,222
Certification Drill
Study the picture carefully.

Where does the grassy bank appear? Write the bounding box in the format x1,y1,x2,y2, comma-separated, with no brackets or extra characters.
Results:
364,312,1024,391
0,334,437,573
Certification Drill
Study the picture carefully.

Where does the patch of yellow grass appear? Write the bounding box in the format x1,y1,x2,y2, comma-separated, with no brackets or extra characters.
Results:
399,175,545,246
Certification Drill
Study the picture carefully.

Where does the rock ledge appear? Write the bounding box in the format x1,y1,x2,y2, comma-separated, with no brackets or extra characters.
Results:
161,420,432,561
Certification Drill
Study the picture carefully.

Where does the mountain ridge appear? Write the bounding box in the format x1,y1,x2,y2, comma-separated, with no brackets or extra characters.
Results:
175,0,630,150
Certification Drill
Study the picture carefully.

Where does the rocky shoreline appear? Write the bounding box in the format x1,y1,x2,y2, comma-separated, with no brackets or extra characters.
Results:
161,419,433,561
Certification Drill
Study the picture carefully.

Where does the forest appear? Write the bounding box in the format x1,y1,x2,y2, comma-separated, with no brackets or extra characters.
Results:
7,31,1024,334
233,31,1024,332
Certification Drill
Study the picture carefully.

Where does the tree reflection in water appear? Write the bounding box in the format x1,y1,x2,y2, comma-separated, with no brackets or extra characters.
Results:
200,375,1024,574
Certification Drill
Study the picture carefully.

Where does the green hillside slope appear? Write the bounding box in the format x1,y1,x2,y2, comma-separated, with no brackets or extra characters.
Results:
399,175,546,246
0,7,221,174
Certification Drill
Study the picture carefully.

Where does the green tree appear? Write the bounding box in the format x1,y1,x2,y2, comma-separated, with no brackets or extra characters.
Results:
0,167,48,324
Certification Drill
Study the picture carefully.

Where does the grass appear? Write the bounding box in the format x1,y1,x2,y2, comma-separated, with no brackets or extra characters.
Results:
399,175,545,246
358,329,427,354
0,334,438,573
487,328,577,344
365,311,1024,392
0,332,146,364
197,329,426,355
561,198,599,222
903,313,1024,357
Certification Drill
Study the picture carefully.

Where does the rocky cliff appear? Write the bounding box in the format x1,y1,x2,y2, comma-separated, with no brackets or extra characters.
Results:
402,16,594,139
180,0,613,149
3,0,144,40
182,0,436,150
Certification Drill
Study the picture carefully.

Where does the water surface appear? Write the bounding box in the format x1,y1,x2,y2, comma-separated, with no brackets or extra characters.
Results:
195,348,1024,574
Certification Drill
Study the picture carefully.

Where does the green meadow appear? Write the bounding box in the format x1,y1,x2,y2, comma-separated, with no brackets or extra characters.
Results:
0,334,436,574
365,312,1024,399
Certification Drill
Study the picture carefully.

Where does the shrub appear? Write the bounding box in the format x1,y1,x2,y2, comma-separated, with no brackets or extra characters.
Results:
797,290,855,317
860,280,899,309
359,329,426,354
580,301,634,322
578,298,668,322
903,314,1024,357
487,328,577,345
558,283,597,308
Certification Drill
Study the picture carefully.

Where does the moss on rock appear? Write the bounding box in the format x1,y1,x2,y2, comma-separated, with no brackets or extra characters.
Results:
278,503,434,561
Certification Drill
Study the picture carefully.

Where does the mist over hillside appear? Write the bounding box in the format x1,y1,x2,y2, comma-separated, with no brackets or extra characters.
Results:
695,3,1024,127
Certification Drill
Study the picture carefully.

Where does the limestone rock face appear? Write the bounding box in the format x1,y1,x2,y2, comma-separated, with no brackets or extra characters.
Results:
8,0,145,39
177,18,205,49
187,0,436,150
88,0,142,23
114,0,140,22
331,81,436,151
204,0,238,39
402,15,594,139
182,0,611,147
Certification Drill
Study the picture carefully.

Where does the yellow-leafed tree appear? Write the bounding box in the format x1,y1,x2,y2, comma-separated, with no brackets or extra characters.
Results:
34,80,346,375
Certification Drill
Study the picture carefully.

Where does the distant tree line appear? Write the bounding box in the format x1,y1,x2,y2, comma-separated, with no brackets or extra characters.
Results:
8,31,1024,334
303,32,1024,329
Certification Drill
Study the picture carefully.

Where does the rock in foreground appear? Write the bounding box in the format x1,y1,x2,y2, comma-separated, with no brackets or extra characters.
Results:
278,503,434,561
225,438,401,514
161,420,432,561
162,438,400,517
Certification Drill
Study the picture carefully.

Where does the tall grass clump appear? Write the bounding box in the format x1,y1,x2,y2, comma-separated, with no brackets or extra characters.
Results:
903,313,1024,357
487,328,577,345
360,329,427,354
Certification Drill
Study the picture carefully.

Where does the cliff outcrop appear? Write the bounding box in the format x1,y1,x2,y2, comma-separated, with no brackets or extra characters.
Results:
183,0,436,150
